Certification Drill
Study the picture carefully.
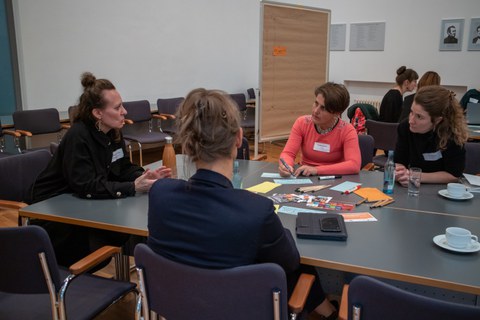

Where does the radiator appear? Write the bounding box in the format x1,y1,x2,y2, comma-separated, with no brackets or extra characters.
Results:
353,99,381,110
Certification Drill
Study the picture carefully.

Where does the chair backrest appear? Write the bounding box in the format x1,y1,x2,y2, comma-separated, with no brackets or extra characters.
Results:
365,120,399,151
247,88,256,100
348,276,480,320
0,225,61,294
0,149,51,202
358,135,374,168
230,93,248,112
464,142,480,174
236,137,250,160
13,108,62,134
123,100,152,122
156,97,184,115
134,244,289,320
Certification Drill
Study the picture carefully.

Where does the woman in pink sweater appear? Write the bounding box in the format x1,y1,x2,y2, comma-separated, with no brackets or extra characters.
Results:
279,82,361,177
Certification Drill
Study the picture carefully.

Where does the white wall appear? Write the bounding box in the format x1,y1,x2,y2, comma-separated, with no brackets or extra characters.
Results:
13,0,480,110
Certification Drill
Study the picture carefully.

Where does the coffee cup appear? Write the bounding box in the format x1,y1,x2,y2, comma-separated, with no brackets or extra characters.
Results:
447,183,467,198
445,227,478,248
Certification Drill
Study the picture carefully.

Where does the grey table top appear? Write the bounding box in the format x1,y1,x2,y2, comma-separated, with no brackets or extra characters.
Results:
19,159,480,294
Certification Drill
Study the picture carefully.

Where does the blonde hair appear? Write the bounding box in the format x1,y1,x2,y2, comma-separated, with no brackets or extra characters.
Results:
414,85,468,150
176,88,241,163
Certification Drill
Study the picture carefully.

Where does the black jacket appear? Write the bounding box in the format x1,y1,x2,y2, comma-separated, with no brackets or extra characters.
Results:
29,120,143,203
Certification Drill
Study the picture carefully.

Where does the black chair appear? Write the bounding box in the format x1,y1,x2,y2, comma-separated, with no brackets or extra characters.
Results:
464,142,480,174
230,93,255,135
0,118,21,156
122,100,170,166
134,243,314,320
358,134,375,170
341,275,480,320
156,97,184,134
247,88,256,100
12,108,69,153
0,225,136,320
365,120,399,168
236,137,250,160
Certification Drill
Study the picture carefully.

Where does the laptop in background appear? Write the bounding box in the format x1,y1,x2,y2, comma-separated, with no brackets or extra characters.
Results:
466,102,480,125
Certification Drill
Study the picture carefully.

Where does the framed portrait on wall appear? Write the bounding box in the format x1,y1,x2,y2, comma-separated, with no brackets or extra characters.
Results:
439,19,464,51
467,18,480,51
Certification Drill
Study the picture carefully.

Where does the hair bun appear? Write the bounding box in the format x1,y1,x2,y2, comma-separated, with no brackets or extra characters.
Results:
396,66,406,75
81,72,96,89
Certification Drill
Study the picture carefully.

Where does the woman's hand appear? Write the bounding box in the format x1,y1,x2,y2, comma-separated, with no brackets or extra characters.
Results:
144,167,172,179
294,165,317,177
395,164,409,187
278,161,294,177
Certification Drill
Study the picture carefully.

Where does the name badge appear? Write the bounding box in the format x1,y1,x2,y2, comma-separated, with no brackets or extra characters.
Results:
469,97,479,103
423,151,442,161
112,148,124,163
313,142,331,153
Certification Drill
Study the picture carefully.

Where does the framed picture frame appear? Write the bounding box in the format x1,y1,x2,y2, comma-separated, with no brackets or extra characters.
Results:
439,19,464,51
467,18,480,51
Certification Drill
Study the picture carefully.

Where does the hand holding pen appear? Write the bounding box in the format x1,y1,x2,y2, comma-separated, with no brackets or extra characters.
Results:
279,158,296,178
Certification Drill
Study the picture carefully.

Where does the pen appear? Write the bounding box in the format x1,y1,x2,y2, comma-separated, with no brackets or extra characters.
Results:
318,175,342,180
279,158,295,177
342,185,361,194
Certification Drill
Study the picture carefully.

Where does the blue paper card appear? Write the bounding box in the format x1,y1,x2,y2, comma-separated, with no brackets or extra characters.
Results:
273,178,313,185
277,205,326,216
261,172,283,178
330,181,361,192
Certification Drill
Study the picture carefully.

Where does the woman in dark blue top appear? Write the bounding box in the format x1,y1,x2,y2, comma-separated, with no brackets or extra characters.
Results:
395,85,468,186
148,88,338,319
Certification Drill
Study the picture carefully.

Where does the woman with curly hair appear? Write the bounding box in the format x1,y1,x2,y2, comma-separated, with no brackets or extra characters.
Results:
394,85,468,185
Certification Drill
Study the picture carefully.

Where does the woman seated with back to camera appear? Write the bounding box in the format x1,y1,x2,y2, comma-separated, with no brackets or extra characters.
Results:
147,88,338,320
279,82,361,177
395,85,468,186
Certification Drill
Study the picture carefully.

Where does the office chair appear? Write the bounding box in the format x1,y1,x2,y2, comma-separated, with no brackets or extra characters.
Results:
339,275,480,320
0,225,137,320
230,93,255,135
0,118,21,156
156,97,184,134
12,108,69,153
122,100,170,166
365,120,399,168
358,134,375,170
134,243,314,320
464,142,480,174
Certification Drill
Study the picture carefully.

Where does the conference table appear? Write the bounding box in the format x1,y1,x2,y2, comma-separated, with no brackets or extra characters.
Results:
19,158,480,297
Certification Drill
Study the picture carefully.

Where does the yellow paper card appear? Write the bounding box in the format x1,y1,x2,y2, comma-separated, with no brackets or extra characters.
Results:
246,181,281,194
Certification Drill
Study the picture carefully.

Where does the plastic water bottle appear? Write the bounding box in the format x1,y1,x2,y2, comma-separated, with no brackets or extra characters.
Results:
162,136,177,178
383,150,395,194
232,160,243,189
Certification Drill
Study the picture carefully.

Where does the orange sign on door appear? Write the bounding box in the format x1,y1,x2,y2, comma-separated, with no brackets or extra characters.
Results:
273,46,287,56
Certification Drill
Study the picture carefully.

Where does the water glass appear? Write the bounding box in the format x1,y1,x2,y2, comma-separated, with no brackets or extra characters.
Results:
408,167,422,196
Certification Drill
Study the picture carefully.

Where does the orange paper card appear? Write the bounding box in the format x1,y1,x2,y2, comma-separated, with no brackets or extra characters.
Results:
354,187,392,202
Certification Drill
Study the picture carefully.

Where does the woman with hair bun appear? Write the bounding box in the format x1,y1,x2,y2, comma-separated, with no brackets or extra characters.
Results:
29,72,171,266
379,66,418,123
148,88,338,320
394,85,468,185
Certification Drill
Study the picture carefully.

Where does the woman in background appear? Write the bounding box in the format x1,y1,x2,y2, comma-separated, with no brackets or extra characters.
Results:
395,85,468,185
378,66,418,123
279,82,360,177
399,71,441,122
148,88,338,320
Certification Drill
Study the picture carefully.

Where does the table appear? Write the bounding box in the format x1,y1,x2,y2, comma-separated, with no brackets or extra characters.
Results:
19,160,480,295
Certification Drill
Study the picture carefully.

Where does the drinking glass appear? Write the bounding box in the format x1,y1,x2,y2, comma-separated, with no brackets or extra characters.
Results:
408,167,422,196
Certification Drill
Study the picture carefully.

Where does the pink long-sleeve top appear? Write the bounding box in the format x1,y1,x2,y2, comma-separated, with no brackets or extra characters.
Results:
280,116,361,175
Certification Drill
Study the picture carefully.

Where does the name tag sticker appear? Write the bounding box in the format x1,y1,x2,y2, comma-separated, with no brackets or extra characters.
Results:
469,98,479,103
313,142,331,153
112,148,124,162
423,151,442,161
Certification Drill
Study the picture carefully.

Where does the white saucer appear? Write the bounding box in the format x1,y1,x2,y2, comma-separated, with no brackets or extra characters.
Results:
433,234,480,253
438,189,473,200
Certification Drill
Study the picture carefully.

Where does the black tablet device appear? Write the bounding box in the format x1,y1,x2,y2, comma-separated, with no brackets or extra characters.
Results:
295,212,348,241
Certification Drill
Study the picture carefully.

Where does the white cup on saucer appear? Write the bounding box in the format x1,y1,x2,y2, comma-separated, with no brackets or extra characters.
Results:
445,227,478,249
447,183,468,198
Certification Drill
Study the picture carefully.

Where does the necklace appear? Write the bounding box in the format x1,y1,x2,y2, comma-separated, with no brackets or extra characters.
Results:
316,117,339,135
